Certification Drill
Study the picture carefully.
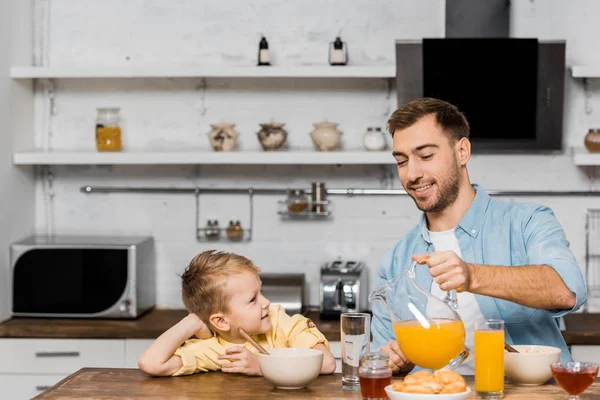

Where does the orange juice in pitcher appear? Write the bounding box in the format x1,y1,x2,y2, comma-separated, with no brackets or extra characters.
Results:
393,318,465,370
369,260,470,371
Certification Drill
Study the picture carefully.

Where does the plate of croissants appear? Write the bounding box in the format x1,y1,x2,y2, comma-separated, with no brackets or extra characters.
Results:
385,370,471,400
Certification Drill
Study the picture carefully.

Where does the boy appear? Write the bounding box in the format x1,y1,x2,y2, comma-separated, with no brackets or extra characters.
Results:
138,250,336,376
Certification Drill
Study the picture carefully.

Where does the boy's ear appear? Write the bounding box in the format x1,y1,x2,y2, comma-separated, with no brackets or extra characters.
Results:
209,312,230,332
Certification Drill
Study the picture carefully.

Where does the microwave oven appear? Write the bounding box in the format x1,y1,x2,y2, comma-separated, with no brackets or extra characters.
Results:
10,235,155,319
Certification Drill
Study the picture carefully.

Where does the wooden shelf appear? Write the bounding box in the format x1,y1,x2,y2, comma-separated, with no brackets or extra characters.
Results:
571,65,600,78
13,150,395,165
10,65,396,79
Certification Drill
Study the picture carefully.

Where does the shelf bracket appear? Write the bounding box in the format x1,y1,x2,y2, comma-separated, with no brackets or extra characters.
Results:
584,78,593,115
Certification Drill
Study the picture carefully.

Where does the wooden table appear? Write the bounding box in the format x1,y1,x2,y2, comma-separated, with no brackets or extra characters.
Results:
34,368,600,399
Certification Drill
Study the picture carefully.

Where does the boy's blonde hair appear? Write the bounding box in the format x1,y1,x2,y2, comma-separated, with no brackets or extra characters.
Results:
181,250,260,326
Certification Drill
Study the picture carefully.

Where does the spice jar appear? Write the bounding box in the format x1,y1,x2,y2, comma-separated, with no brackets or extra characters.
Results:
95,107,122,152
204,220,220,239
226,220,243,240
286,189,308,213
358,352,392,400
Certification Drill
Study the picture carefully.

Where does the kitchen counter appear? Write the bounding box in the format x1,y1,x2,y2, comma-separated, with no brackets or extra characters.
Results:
562,313,600,345
35,368,600,399
2,308,599,345
0,308,342,341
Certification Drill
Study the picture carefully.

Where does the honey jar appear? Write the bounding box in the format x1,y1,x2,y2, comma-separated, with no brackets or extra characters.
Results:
96,107,122,151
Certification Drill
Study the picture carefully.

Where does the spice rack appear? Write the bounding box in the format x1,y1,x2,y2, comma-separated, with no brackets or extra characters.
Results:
197,225,252,242
277,200,332,219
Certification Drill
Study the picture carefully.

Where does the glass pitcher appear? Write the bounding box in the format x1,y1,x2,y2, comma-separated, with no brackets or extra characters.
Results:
369,260,470,371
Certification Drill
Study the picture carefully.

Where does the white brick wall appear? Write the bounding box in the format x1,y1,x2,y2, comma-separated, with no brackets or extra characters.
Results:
30,0,600,309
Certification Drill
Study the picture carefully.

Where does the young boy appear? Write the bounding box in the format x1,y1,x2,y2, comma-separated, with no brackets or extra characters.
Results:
137,250,336,376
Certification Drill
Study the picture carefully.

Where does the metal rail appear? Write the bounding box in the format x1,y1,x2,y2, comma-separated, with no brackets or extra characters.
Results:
80,186,600,197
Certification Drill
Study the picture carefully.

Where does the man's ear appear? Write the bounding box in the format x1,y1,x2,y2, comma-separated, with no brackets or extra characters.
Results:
456,137,471,166
209,312,230,333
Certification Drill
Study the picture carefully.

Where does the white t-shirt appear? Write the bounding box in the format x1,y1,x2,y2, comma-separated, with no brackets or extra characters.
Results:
428,228,484,374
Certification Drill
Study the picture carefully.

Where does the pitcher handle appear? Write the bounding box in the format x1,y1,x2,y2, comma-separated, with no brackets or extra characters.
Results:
444,289,459,311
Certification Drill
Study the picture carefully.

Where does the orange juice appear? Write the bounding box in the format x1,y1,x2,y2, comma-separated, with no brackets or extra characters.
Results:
474,330,504,393
393,318,465,370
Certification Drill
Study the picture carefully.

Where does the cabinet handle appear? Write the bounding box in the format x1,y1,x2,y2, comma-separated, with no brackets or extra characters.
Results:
36,386,51,392
35,351,80,358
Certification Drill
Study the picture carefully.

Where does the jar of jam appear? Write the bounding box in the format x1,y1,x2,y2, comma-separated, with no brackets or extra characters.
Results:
359,352,392,400
286,189,308,213
96,107,122,151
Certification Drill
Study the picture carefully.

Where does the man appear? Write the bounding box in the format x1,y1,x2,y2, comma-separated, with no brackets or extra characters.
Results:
372,97,586,375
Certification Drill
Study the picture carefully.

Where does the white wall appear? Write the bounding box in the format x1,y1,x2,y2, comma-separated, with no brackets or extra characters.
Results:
30,0,600,310
1,0,36,322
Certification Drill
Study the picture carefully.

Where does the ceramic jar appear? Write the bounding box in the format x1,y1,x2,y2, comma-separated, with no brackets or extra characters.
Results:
257,121,288,151
310,120,342,151
363,127,387,151
207,122,239,152
585,128,600,152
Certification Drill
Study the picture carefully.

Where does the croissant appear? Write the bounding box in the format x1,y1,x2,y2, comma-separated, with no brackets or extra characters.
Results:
391,370,468,394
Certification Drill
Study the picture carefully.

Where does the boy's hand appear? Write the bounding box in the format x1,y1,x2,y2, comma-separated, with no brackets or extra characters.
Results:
218,346,262,376
186,313,213,340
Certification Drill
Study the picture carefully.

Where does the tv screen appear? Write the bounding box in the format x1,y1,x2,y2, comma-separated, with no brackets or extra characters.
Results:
423,38,538,142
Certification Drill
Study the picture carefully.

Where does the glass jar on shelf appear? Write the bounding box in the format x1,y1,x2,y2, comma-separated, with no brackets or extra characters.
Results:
95,107,122,152
286,189,309,213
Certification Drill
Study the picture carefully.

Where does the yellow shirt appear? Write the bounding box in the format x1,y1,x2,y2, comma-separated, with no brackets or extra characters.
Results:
172,304,329,376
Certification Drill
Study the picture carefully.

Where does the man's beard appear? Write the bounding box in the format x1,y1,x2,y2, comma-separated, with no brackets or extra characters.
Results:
407,158,460,213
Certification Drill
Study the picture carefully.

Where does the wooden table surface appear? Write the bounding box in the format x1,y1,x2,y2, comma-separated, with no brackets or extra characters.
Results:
34,368,600,400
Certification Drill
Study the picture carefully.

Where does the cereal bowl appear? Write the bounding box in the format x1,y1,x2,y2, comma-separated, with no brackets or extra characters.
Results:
504,345,562,386
257,348,323,389
385,385,471,400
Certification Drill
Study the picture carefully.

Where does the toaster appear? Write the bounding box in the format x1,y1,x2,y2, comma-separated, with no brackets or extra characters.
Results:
319,260,368,320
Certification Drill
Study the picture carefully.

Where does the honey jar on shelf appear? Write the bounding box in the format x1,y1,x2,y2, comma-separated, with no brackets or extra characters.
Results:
95,107,122,151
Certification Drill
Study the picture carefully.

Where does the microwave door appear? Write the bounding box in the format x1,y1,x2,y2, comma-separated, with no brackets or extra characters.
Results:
12,248,128,316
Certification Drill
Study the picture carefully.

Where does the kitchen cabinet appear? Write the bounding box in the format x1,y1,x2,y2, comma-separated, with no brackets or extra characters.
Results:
0,373,68,400
125,339,154,368
0,338,127,400
329,340,342,373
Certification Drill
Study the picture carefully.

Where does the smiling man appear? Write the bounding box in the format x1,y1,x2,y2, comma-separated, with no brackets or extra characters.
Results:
371,97,586,375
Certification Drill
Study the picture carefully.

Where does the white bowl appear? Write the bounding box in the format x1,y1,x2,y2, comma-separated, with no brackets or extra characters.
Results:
385,385,471,400
257,348,323,389
504,345,562,386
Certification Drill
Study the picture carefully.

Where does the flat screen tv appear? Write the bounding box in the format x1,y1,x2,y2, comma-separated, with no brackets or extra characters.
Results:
395,38,566,153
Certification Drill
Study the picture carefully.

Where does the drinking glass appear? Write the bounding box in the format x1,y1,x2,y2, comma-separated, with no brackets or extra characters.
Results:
474,319,505,399
550,362,599,400
341,312,371,390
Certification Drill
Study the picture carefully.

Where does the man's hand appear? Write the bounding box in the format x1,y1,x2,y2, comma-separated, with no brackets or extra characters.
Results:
379,340,414,374
413,251,473,292
186,313,213,339
218,346,262,376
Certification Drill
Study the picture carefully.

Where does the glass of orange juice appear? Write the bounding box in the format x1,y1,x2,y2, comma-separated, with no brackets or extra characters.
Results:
474,319,505,399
